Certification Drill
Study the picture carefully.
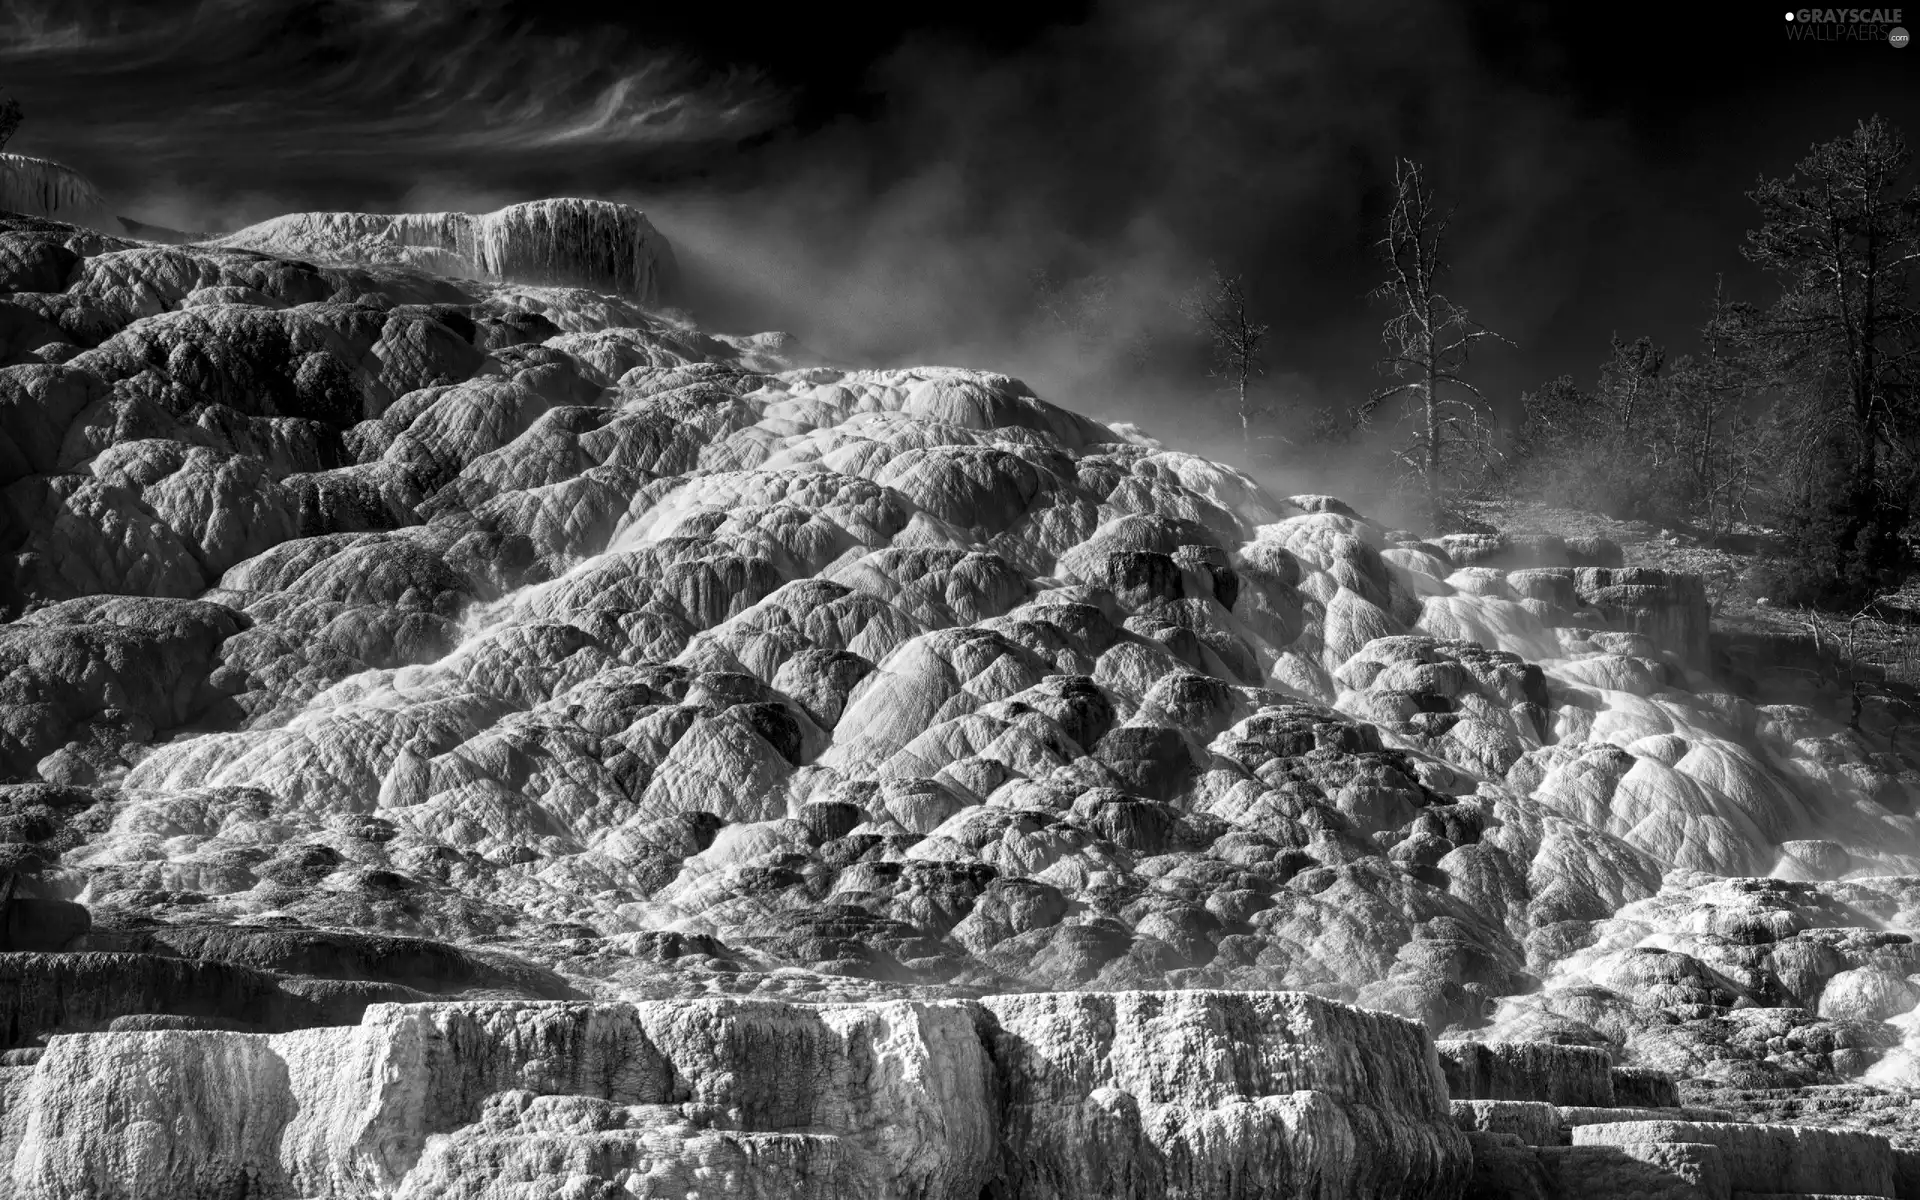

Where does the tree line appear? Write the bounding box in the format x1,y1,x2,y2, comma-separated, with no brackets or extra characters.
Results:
1171,115,1920,611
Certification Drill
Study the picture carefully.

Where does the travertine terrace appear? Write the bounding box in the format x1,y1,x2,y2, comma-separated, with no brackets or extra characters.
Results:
2,204,1919,1197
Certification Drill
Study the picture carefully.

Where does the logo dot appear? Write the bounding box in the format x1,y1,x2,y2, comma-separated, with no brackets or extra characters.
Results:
1892,25,1911,46
1785,10,1795,17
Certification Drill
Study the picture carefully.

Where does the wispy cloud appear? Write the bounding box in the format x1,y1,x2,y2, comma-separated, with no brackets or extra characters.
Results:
3,0,1903,481
0,0,787,220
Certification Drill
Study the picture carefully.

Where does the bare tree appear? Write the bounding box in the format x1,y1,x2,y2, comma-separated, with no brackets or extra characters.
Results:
1179,267,1270,445
0,95,18,153
1597,334,1665,435
1363,158,1511,516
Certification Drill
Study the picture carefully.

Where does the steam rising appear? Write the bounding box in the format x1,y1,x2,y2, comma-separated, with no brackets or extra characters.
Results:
0,0,1819,448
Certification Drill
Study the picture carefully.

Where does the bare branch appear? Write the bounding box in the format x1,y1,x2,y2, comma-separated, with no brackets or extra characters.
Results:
1369,157,1509,513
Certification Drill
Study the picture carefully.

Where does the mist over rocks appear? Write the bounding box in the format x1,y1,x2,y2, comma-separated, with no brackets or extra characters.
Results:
4,202,1920,1194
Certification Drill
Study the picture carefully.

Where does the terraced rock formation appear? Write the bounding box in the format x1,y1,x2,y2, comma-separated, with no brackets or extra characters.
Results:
3,203,1920,1196
0,990,1467,1199
214,199,679,306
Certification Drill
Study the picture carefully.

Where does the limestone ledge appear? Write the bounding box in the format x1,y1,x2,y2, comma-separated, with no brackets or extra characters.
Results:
0,988,1467,1200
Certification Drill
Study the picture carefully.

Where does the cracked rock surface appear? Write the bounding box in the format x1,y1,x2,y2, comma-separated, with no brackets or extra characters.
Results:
0,991,1466,1200
6,206,1920,1196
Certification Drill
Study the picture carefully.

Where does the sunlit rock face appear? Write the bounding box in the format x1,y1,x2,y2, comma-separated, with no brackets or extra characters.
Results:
0,991,1468,1200
214,199,680,305
7,203,1920,1191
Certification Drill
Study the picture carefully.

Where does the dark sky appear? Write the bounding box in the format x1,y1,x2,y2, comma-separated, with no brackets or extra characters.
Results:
3,0,1916,449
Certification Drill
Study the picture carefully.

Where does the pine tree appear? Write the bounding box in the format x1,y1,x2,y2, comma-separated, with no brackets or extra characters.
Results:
1744,114,1920,603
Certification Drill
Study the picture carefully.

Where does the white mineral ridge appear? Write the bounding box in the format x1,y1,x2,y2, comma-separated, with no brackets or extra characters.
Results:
2,990,1464,1200
214,198,678,304
0,153,114,229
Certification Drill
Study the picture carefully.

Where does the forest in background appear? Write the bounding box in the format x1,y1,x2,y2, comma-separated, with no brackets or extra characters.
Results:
1152,116,1920,617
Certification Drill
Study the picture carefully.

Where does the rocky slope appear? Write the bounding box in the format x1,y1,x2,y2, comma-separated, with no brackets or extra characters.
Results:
4,203,1920,1195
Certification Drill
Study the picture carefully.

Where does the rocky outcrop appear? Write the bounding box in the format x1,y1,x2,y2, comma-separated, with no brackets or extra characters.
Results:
978,990,1466,1198
1575,1119,1895,1197
0,989,1466,1200
0,156,111,230
0,951,433,1049
1450,1095,1910,1200
215,200,679,304
1535,1140,1730,1200
1571,568,1711,668
1438,1041,1615,1106
1438,532,1625,572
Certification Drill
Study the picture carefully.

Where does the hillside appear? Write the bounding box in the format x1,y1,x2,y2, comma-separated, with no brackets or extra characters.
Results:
4,205,1920,1196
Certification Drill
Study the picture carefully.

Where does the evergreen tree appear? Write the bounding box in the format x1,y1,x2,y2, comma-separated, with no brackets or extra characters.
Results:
1744,114,1920,604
